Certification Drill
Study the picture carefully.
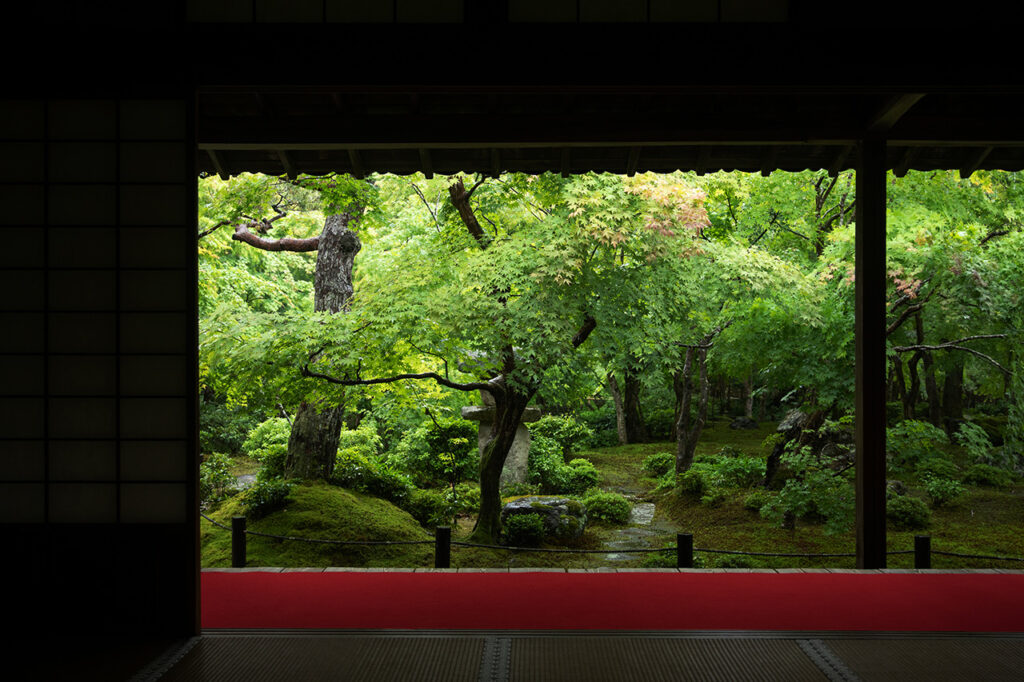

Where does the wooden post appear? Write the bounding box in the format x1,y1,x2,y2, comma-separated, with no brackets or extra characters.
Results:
231,516,247,568
855,137,888,569
914,535,931,569
677,533,693,569
435,526,451,569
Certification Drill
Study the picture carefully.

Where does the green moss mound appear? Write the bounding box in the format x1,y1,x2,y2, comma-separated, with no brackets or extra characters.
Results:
201,481,433,568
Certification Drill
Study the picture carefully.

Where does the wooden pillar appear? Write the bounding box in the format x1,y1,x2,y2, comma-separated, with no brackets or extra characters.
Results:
855,138,888,568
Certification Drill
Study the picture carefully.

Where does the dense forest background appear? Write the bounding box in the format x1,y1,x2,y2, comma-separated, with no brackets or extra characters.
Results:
197,169,1023,566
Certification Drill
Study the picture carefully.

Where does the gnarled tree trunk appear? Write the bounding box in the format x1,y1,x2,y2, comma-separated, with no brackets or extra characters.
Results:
283,212,362,480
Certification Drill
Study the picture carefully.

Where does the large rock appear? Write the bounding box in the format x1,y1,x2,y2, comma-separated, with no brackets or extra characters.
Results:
730,416,759,430
501,496,587,541
776,409,808,435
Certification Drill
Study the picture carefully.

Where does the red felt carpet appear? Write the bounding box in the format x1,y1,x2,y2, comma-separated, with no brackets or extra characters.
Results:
201,572,1024,631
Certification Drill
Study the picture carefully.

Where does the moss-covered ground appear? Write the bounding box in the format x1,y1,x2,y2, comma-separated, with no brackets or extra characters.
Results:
202,417,1024,570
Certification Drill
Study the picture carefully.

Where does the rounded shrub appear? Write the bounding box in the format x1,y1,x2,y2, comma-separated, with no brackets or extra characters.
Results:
565,458,599,495
200,452,238,506
242,417,290,478
529,414,594,459
963,463,1015,488
743,489,772,512
642,452,674,477
502,513,546,547
924,477,966,508
582,491,632,524
241,477,294,519
886,495,931,530
915,457,960,482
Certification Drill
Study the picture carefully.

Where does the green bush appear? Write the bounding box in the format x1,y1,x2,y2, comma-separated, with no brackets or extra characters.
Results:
886,495,931,530
199,452,238,506
447,482,481,516
200,397,262,455
674,454,765,505
644,408,676,441
924,477,966,508
332,449,413,505
581,491,632,524
576,405,618,447
337,423,383,459
501,481,540,497
887,420,949,472
955,421,1001,466
242,417,290,478
566,458,599,495
529,436,597,494
502,513,546,547
241,477,294,519
529,415,594,460
390,418,477,487
404,488,450,529
915,457,960,482
743,489,772,512
760,470,855,534
642,452,674,477
963,463,1015,488
885,401,903,427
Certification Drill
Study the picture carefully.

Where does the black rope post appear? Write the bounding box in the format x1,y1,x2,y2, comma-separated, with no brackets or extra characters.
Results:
914,535,931,569
435,526,451,569
231,516,247,568
677,533,693,569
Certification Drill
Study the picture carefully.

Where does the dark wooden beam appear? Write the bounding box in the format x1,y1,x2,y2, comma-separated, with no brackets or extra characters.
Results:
276,149,295,179
695,146,711,176
855,137,888,570
866,93,925,133
206,149,228,180
561,148,570,178
959,146,994,179
760,146,778,177
491,148,501,178
347,149,364,179
893,147,921,178
419,148,433,179
626,146,641,176
828,145,853,177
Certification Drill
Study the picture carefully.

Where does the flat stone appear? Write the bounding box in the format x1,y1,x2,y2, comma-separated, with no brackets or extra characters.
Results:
628,503,656,525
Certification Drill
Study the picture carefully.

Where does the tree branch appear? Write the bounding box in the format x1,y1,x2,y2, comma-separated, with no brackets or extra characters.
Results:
448,176,491,249
198,220,231,240
893,334,1010,375
301,365,504,395
571,314,598,349
232,223,320,252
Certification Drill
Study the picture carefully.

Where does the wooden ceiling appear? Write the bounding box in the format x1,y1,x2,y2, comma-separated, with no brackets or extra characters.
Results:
196,87,1024,179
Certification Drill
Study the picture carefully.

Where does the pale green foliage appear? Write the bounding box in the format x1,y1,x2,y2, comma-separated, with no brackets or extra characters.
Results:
242,417,290,478
199,453,238,506
581,491,632,524
887,420,949,472
528,415,594,460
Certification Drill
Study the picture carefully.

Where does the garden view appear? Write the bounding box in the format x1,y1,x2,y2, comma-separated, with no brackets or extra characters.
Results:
197,169,1023,569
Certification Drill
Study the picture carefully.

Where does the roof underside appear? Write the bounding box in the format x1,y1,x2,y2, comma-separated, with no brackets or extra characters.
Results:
197,88,1024,178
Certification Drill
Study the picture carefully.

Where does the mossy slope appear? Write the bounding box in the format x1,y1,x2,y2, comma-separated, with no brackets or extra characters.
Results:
201,481,433,568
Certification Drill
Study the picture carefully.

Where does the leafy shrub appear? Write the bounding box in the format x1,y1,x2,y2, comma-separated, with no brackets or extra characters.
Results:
675,454,765,505
337,423,383,459
760,469,855,534
924,477,966,508
887,420,949,472
915,457,959,482
501,481,540,497
529,415,594,460
716,455,766,487
886,495,931,530
242,417,290,478
885,401,903,427
332,449,413,505
566,458,599,495
677,468,710,496
581,491,632,524
642,452,675,477
644,408,676,441
390,418,477,487
576,404,618,447
503,513,546,547
743,489,772,512
200,397,261,455
447,482,481,516
529,437,597,494
241,477,294,519
955,422,999,465
963,463,1015,488
200,452,238,506
404,488,450,529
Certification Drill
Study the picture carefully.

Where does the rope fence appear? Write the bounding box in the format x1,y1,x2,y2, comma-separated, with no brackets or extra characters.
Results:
201,512,1024,570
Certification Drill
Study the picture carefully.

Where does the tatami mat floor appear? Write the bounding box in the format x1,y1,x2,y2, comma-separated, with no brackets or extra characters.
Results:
133,630,1024,681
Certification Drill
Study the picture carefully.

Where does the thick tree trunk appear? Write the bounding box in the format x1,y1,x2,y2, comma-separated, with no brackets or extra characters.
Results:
283,212,362,480
942,360,964,435
471,388,532,544
674,347,710,474
607,373,629,445
743,371,755,419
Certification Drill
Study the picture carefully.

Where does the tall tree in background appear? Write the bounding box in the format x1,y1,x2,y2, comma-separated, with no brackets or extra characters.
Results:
199,174,371,480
